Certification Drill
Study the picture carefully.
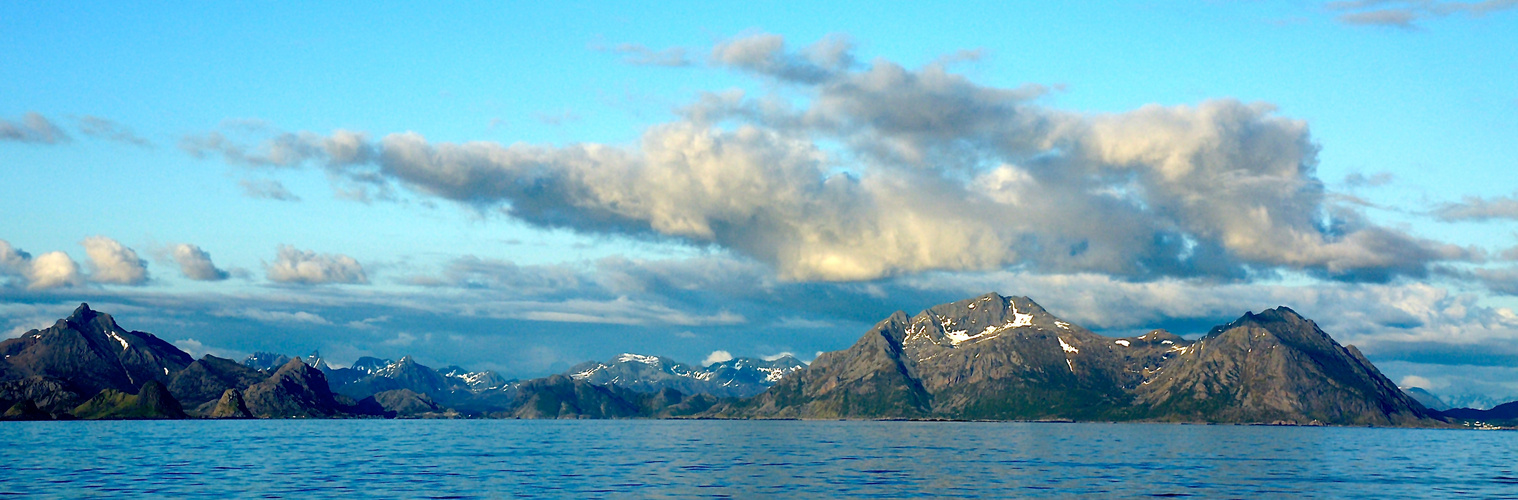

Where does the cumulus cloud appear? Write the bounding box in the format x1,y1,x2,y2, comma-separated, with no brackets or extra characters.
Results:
171,244,230,281
0,112,69,144
702,350,734,365
238,178,301,201
1398,374,1436,389
1433,193,1518,222
26,251,85,290
181,126,373,168
75,115,152,147
81,236,149,285
265,245,369,285
189,34,1472,283
1328,0,1518,28
2,240,85,290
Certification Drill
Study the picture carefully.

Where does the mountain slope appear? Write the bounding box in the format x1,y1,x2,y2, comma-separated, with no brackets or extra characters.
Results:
0,303,192,397
566,353,801,398
721,293,1444,426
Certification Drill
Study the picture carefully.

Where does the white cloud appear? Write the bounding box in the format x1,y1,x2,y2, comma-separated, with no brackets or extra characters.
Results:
81,236,149,285
171,244,230,281
215,308,332,325
27,251,84,290
761,351,797,361
173,338,241,360
1399,375,1437,390
265,245,368,285
201,34,1471,283
702,350,734,365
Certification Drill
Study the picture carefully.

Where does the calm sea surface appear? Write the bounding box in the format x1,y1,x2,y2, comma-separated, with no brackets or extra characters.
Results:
1,419,1514,498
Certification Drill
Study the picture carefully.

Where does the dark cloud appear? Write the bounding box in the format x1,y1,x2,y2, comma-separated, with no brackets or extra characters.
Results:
1433,193,1518,222
75,115,152,147
1327,0,1518,28
0,112,69,144
238,179,301,201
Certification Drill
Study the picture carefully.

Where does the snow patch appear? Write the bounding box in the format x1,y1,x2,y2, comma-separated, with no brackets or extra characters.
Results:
1058,337,1079,354
163,367,169,375
1054,321,1070,330
1066,359,1075,372
108,330,129,351
1161,340,1174,345
1114,340,1130,347
615,353,660,365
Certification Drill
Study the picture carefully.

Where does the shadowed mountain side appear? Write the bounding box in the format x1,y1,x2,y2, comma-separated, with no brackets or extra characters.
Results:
169,355,268,411
1135,307,1437,426
0,304,192,398
72,380,187,420
242,358,347,418
508,375,720,419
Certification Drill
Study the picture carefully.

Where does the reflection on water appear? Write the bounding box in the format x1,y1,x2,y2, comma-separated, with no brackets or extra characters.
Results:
2,419,1514,498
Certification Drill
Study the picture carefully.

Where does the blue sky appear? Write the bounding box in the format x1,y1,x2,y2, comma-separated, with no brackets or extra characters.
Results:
3,2,1517,401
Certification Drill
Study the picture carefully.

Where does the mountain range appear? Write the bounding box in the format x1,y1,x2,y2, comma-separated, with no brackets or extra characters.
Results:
1,296,1508,427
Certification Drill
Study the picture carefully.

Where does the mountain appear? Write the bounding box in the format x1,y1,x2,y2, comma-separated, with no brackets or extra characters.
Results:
718,293,1444,426
168,354,269,414
370,388,448,418
208,389,253,418
241,357,345,418
241,352,293,371
438,365,512,391
0,303,193,400
510,374,718,419
566,353,806,398
1440,400,1518,426
1402,387,1451,411
1135,307,1432,425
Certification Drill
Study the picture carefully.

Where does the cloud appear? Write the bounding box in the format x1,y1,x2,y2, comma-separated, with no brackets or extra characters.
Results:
171,244,230,281
1433,193,1518,222
0,112,69,144
81,236,149,285
75,115,152,147
173,338,241,359
181,127,372,168
702,350,734,365
1398,374,1436,389
533,110,581,126
26,252,85,290
1327,0,1518,28
215,308,332,325
761,351,797,361
265,245,368,285
238,178,301,201
189,34,1472,284
598,42,692,67
3,240,86,290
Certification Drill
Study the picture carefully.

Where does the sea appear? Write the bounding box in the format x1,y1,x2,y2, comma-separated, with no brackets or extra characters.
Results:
2,419,1514,498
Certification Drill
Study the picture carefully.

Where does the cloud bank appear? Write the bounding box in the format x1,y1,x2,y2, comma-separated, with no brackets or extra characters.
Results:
190,33,1471,283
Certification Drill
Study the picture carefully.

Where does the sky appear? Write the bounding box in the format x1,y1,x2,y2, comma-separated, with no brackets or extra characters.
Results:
2,1,1517,402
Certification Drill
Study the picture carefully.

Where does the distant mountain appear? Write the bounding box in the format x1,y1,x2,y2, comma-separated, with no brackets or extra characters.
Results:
1402,387,1451,411
716,293,1443,426
242,352,293,371
1440,400,1518,426
566,353,805,398
511,374,718,419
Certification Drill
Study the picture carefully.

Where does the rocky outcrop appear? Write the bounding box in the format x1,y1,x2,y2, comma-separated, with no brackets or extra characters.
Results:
208,389,253,418
169,355,269,411
0,303,193,398
72,380,187,420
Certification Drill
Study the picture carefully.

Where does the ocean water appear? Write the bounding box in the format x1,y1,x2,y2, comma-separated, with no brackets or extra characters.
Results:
2,419,1514,498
